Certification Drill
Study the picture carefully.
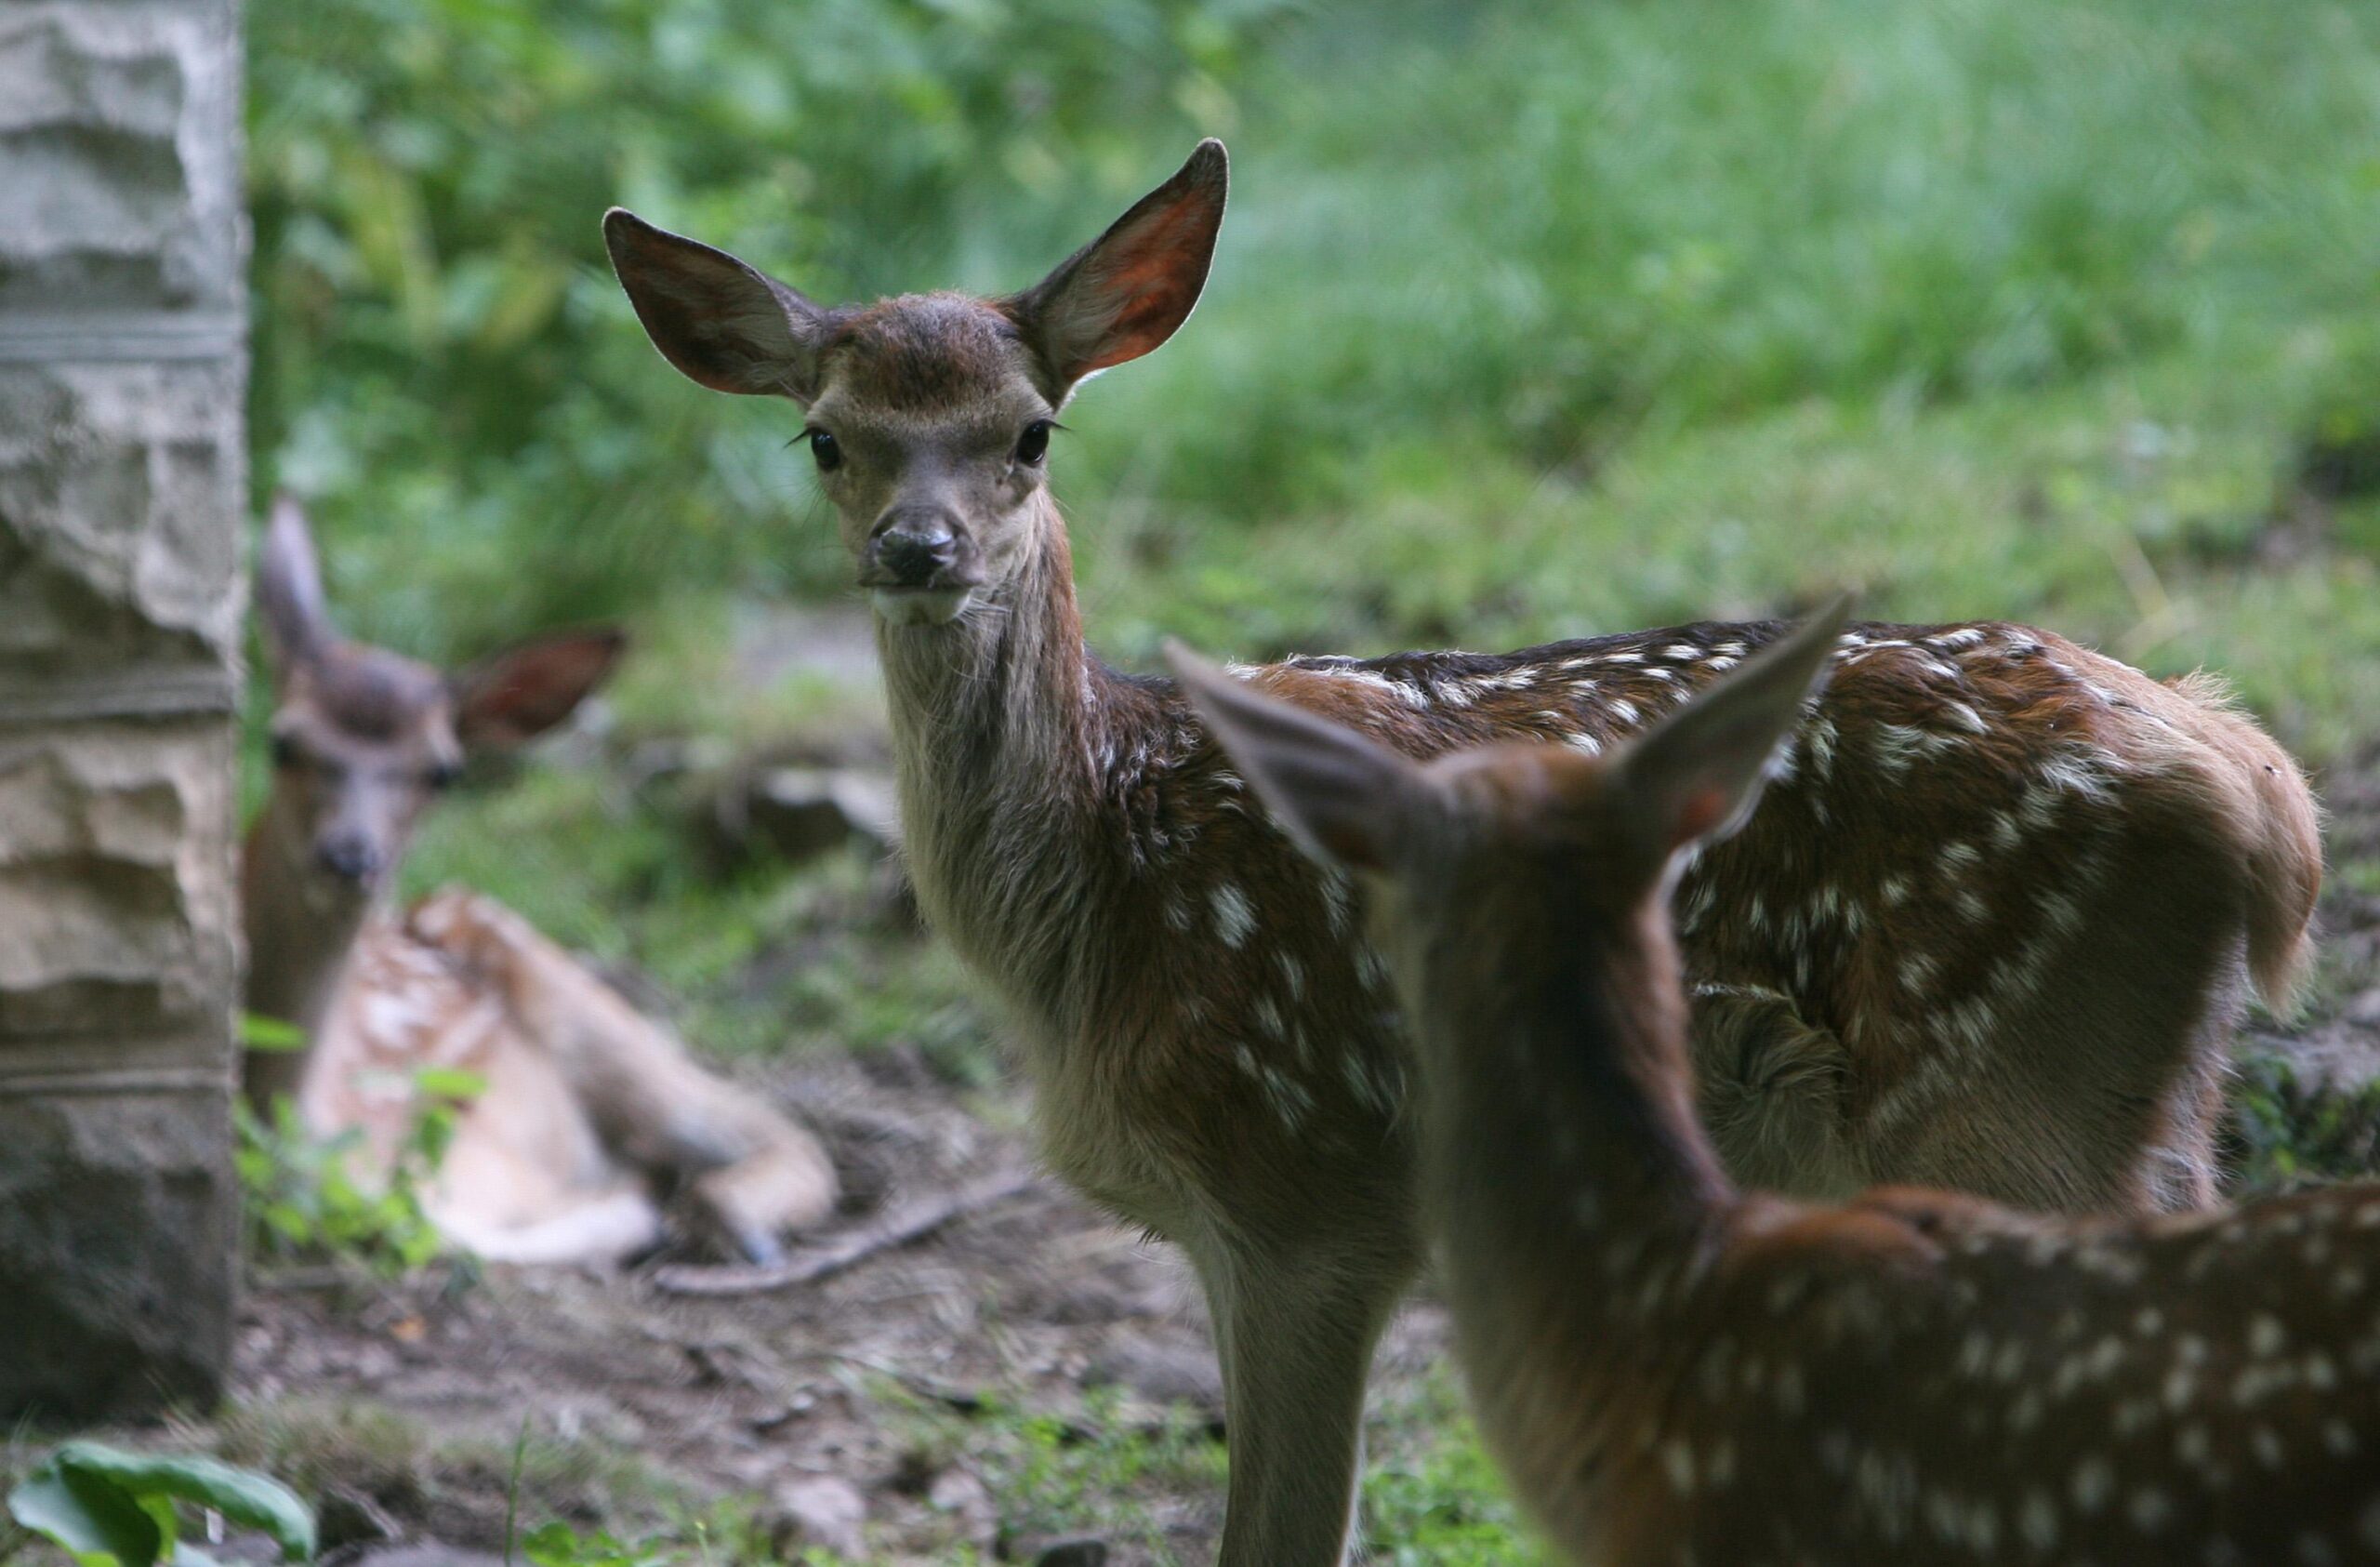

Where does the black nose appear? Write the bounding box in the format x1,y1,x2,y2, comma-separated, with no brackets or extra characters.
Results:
317,831,384,883
866,507,961,588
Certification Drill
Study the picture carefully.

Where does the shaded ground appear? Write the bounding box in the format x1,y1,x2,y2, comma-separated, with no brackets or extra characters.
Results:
222,1042,1458,1564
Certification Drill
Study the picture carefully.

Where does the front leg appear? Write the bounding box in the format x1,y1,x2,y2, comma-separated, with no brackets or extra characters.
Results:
1197,1245,1401,1567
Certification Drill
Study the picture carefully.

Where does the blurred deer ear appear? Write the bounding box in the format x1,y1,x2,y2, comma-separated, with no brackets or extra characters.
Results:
1166,640,1426,875
256,493,332,671
1616,595,1854,856
452,628,626,751
1009,139,1228,403
603,209,831,402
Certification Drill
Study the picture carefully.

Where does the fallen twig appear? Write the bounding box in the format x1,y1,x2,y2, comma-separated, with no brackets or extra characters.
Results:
651,1167,1039,1296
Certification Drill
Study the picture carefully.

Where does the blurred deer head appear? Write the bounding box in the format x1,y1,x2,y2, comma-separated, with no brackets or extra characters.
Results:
603,141,1228,627
250,496,625,913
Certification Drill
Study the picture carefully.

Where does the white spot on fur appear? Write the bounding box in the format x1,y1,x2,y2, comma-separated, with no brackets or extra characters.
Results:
2069,1456,2113,1514
1210,884,1257,949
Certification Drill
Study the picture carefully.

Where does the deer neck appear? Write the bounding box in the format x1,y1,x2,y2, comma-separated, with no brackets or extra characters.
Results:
872,495,1124,1027
239,791,383,1100
1417,898,1739,1454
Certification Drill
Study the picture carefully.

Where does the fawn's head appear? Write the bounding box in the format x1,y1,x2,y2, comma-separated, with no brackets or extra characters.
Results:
603,142,1228,628
1168,602,1850,1039
253,497,625,906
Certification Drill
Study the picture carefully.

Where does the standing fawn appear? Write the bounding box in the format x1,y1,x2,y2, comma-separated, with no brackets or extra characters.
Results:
1172,606,2377,1566
245,498,836,1264
602,142,2320,1562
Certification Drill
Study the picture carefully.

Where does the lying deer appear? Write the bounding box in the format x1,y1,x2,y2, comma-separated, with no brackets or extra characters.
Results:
243,498,836,1265
1174,606,2377,1565
602,142,2320,1562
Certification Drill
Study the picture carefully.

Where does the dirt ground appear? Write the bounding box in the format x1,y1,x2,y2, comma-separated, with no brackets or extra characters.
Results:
231,1047,1277,1563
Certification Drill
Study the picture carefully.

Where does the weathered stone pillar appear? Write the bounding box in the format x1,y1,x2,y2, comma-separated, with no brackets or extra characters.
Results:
0,0,245,1417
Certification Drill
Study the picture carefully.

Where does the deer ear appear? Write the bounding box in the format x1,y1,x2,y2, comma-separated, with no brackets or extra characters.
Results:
603,209,830,402
256,493,332,671
451,628,626,751
1166,640,1426,875
1616,595,1855,856
1010,140,1228,402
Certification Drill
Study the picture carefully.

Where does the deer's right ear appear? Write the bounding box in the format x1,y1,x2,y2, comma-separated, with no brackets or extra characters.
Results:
256,493,331,671
1166,641,1426,875
1616,594,1855,857
1010,139,1228,402
603,210,830,402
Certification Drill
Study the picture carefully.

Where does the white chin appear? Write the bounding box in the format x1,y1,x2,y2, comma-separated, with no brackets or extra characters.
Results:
870,586,976,626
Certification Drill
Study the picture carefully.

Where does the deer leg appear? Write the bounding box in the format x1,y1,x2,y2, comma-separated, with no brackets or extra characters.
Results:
1197,1247,1394,1567
409,888,838,1255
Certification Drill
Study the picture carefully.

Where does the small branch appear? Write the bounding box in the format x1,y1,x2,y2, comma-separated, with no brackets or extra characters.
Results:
651,1168,1038,1296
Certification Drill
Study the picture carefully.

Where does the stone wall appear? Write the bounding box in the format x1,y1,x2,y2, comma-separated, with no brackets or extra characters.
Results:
0,0,245,1418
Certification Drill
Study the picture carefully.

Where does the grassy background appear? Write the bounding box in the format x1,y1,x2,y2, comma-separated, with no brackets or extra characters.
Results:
243,0,2380,1559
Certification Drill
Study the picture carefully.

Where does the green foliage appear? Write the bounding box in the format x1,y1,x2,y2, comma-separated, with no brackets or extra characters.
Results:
234,1074,481,1278
250,0,2380,752
1360,1375,1545,1566
2228,1051,2380,1194
248,0,1298,656
516,1517,785,1567
7,1442,314,1567
239,1013,308,1054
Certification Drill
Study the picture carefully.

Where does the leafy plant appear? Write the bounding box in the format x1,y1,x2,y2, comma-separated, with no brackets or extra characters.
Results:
2227,1050,2380,1195
235,1069,484,1277
247,0,1297,656
7,1442,314,1567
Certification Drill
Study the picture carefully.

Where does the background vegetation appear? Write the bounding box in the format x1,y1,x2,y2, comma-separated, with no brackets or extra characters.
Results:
239,0,2380,1559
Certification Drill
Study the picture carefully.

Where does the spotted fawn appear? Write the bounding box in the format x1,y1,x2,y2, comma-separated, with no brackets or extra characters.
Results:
1174,602,2371,1567
604,142,2321,1564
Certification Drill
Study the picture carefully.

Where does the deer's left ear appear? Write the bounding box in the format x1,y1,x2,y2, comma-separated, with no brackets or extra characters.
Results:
1615,595,1853,857
1008,139,1228,403
256,493,333,671
452,628,626,751
1166,641,1429,875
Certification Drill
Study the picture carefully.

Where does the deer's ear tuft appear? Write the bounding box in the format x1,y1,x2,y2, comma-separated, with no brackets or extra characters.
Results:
452,628,627,751
604,209,829,402
1008,141,1228,402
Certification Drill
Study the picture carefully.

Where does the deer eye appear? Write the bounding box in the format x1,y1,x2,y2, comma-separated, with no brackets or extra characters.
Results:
1014,419,1053,466
807,429,842,472
270,735,303,770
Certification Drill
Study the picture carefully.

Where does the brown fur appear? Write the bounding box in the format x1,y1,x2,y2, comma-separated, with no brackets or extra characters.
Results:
1185,623,2377,1567
603,145,2323,1565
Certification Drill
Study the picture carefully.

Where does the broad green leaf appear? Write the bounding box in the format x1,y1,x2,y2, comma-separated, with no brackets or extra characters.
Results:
9,1459,165,1567
54,1445,316,1563
137,1494,179,1559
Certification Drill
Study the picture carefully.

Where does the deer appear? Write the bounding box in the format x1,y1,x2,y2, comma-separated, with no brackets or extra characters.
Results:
600,140,2322,1563
243,497,837,1266
1170,604,2378,1566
